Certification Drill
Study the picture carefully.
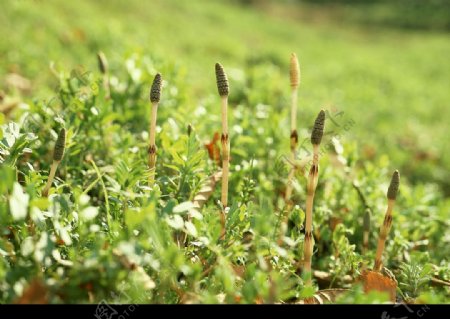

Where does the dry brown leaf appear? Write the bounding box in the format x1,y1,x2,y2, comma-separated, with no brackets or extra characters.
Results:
192,171,222,210
232,264,245,278
329,216,343,232
5,73,31,93
204,132,221,165
297,288,350,304
360,270,397,302
0,97,20,116
313,270,352,287
14,279,48,304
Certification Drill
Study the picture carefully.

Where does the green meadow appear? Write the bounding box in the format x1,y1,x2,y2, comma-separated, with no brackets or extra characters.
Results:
0,0,449,304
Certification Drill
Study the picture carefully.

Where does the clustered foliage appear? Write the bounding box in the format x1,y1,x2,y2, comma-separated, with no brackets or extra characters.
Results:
0,53,449,304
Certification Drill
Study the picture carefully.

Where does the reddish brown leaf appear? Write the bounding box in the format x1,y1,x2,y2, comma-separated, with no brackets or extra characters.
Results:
361,270,397,302
14,279,48,304
205,132,221,165
298,289,350,304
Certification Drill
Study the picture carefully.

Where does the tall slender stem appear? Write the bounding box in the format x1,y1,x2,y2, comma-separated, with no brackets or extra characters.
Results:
215,63,230,240
374,170,399,272
304,144,319,285
103,74,111,100
285,53,300,205
220,97,229,239
148,101,158,186
148,73,162,187
374,200,395,272
363,208,371,255
302,110,325,287
42,161,60,197
279,54,300,243
42,128,66,197
290,90,298,137
284,91,299,204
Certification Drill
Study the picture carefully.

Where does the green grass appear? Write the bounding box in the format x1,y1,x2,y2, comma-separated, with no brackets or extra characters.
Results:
1,0,449,193
0,0,449,304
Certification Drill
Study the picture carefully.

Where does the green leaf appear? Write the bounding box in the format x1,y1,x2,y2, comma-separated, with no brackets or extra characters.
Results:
9,182,29,221
184,221,198,237
125,208,148,230
80,206,99,221
173,201,195,214
166,215,184,230
20,237,34,256
0,165,15,194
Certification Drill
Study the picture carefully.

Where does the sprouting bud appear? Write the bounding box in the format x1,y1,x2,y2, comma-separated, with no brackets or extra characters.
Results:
363,208,371,232
290,53,300,88
150,73,162,103
187,123,193,136
215,63,229,96
311,110,325,145
387,170,400,200
53,128,66,162
97,51,108,75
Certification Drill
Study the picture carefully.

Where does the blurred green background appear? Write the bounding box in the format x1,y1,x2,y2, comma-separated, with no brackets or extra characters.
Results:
1,0,449,196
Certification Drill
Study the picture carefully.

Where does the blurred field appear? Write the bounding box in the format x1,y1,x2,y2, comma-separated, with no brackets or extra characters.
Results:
1,0,449,196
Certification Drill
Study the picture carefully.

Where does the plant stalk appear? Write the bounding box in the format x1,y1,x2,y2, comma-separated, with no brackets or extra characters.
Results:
304,143,319,285
215,63,229,240
97,51,110,99
42,128,66,197
220,95,229,240
303,110,325,287
42,161,60,197
374,199,395,272
363,208,371,255
374,170,399,272
148,73,162,187
284,53,300,205
148,101,158,186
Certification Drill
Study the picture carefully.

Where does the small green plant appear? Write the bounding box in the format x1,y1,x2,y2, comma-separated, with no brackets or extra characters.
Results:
303,110,325,286
148,73,162,187
398,260,433,301
42,128,66,197
363,208,371,255
215,62,229,240
374,170,400,271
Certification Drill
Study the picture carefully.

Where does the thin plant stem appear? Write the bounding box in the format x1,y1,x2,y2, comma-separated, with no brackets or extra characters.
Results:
284,53,300,205
374,200,395,271
97,51,110,99
91,159,111,232
303,110,325,287
148,73,162,187
148,101,158,186
279,54,300,243
42,161,59,197
215,63,229,240
304,144,319,285
42,128,66,197
374,170,400,272
220,96,229,240
363,208,371,255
